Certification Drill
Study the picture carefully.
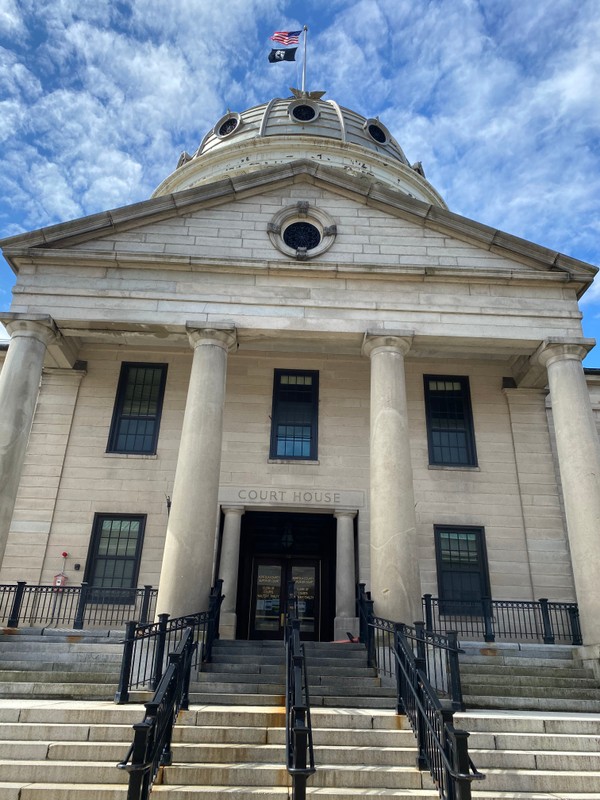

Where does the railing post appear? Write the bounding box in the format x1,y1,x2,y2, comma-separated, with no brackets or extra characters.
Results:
152,613,169,690
364,591,376,668
446,630,464,711
128,719,153,800
569,605,583,646
181,627,195,712
7,581,26,628
114,620,138,705
445,719,472,800
538,598,555,644
482,597,495,643
139,585,153,625
73,582,89,630
423,594,434,633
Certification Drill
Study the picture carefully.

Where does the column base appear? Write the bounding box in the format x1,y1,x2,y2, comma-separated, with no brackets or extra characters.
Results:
334,616,359,642
219,611,237,641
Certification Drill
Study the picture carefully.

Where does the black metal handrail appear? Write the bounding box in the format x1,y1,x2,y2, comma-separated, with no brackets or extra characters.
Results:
115,580,223,704
395,625,485,799
1,582,157,629
357,584,483,799
117,625,195,800
285,581,316,800
423,595,582,645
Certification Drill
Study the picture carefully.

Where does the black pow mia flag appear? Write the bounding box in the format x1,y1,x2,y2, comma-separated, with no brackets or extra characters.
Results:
268,47,297,63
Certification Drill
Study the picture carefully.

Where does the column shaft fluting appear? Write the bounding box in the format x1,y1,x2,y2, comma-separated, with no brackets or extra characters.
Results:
0,318,56,566
363,333,420,624
537,342,600,645
156,327,236,618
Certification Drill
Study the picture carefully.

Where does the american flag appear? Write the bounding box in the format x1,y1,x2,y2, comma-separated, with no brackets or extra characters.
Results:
270,30,302,45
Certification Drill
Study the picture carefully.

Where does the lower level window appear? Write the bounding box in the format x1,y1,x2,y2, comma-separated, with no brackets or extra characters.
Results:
435,525,490,615
85,514,145,601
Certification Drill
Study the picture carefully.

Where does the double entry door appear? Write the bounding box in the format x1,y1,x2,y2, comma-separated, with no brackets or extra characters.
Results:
249,558,320,640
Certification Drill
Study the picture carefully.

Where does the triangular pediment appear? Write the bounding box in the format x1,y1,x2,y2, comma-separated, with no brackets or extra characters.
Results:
1,160,596,293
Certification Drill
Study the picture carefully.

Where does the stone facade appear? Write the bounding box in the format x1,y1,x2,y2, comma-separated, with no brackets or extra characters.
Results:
0,97,598,646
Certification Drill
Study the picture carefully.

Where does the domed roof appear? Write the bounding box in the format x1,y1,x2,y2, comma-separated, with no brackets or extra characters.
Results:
153,92,446,208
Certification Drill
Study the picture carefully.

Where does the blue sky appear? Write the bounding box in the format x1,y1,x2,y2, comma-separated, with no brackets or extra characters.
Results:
1,0,599,362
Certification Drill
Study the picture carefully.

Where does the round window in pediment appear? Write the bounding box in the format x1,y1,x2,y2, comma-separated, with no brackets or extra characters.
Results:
267,203,337,260
283,221,321,250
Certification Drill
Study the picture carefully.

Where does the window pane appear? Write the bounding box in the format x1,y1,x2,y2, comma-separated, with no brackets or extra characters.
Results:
108,363,167,454
425,375,476,466
88,515,144,592
270,371,318,460
436,527,489,615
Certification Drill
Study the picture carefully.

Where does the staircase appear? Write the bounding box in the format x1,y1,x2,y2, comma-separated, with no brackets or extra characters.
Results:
191,638,397,707
459,641,600,711
0,632,599,797
0,628,122,699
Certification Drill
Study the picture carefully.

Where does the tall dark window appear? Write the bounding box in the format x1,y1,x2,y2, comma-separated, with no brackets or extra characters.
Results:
85,514,145,593
107,363,167,454
270,370,319,460
424,375,477,466
435,526,490,615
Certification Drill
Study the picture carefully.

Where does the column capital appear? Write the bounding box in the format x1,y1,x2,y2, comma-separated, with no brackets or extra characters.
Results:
186,324,237,352
533,338,595,370
334,508,357,520
221,505,245,516
361,330,414,359
3,314,58,347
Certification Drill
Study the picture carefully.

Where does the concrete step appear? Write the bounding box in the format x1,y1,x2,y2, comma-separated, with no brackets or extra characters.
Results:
460,662,592,678
461,673,598,689
0,682,116,700
465,694,600,712
195,672,382,688
0,669,119,684
462,683,600,700
187,692,396,708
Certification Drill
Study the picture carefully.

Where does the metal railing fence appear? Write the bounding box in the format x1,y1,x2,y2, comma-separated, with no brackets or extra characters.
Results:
117,625,195,800
115,580,223,703
357,584,483,799
358,584,464,709
423,595,582,645
0,582,157,630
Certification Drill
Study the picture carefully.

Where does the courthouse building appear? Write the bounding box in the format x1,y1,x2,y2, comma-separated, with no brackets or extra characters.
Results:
1,93,600,658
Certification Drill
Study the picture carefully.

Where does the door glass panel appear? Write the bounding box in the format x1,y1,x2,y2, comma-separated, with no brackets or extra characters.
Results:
254,564,282,632
292,565,316,634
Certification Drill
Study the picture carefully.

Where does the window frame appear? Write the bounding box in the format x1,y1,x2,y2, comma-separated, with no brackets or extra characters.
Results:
434,525,491,616
84,513,146,603
423,374,477,467
269,369,319,461
107,362,168,455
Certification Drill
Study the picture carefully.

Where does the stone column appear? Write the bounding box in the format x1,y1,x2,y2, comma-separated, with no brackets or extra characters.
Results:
218,505,245,639
156,326,236,619
0,317,57,568
535,339,600,645
362,332,420,624
334,508,358,640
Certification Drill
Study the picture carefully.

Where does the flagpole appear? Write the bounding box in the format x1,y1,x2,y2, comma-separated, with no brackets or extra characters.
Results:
301,25,308,93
